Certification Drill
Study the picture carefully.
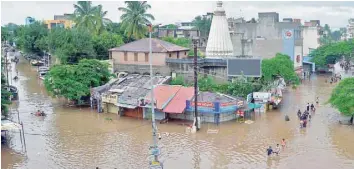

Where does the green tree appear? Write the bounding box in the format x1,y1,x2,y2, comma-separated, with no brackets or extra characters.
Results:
92,4,112,35
161,37,204,57
328,78,354,124
1,73,11,118
170,75,185,86
192,15,212,37
92,31,124,60
311,40,354,67
15,21,48,54
44,59,112,101
106,22,133,43
261,53,300,84
1,27,10,42
72,1,97,33
118,1,155,39
53,28,96,64
331,30,342,41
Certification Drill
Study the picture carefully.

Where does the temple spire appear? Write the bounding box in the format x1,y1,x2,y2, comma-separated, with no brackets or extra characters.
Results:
206,1,234,58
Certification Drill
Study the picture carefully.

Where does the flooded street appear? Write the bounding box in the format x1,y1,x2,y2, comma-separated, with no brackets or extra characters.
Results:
2,54,354,169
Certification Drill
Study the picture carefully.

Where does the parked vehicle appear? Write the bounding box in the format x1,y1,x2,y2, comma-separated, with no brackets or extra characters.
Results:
31,60,44,66
37,66,49,72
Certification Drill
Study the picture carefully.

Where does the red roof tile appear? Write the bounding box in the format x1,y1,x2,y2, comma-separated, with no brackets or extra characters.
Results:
163,87,195,114
145,85,181,109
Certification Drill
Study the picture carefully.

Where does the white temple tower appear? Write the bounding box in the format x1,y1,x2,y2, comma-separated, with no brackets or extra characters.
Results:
206,1,234,58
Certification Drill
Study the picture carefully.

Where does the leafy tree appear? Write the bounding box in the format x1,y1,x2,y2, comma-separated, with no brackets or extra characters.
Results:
329,78,354,124
44,59,112,101
1,27,10,42
118,1,155,39
170,75,185,86
53,28,96,64
331,30,342,41
106,22,134,43
15,21,48,54
92,32,124,60
261,53,300,85
311,40,354,67
1,73,11,118
92,4,112,35
72,1,97,33
192,15,212,37
161,37,204,57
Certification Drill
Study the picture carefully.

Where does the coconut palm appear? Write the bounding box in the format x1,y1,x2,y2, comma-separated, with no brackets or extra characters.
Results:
93,5,112,35
72,1,111,35
118,1,155,39
72,1,96,31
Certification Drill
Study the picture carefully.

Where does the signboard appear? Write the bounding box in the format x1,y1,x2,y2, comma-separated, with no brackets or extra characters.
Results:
190,102,214,107
282,29,295,61
227,58,262,77
220,101,244,107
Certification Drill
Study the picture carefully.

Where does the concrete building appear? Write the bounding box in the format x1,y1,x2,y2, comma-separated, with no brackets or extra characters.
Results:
43,14,74,29
230,12,303,60
206,1,234,58
344,18,354,40
25,17,35,25
109,38,189,75
171,92,246,123
302,25,322,56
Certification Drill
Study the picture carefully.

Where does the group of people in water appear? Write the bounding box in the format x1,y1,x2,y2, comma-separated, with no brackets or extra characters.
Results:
267,139,286,157
298,98,318,128
33,110,46,116
326,74,342,84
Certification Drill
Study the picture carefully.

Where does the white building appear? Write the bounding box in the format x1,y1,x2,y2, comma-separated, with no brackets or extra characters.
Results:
302,26,322,56
206,1,234,58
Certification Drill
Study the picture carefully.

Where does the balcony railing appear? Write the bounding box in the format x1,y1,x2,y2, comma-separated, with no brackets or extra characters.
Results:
165,58,227,64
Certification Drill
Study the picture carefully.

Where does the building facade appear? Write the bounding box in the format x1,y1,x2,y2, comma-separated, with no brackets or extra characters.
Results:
109,38,189,75
302,25,322,56
229,12,303,60
43,19,74,29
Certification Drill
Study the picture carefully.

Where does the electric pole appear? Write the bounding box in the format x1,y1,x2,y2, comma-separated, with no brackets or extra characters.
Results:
192,38,200,131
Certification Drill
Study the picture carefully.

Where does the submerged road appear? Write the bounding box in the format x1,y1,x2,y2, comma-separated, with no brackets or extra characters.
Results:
2,53,354,169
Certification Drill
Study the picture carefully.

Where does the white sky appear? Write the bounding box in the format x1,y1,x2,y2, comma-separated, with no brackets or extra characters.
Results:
1,1,354,29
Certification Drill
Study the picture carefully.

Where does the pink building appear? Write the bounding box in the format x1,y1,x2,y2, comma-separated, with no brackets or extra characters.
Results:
109,38,189,75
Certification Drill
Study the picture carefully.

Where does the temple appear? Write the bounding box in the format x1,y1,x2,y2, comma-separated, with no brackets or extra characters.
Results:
206,1,234,58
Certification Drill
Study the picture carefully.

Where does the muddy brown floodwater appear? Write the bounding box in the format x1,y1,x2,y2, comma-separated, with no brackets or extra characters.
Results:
2,53,354,169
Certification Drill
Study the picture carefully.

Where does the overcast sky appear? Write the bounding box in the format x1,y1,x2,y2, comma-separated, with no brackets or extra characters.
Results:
1,1,354,29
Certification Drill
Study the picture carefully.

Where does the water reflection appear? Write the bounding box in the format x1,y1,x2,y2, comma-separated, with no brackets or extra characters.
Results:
1,53,354,169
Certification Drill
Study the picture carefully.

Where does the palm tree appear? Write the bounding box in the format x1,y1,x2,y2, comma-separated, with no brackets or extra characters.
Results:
93,5,112,35
118,1,155,39
72,1,111,35
72,1,96,32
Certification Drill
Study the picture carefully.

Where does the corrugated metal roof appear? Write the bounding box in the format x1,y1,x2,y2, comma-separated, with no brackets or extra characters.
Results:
163,87,195,114
109,38,189,53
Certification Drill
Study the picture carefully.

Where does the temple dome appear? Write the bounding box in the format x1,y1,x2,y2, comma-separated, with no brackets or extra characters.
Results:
206,1,234,58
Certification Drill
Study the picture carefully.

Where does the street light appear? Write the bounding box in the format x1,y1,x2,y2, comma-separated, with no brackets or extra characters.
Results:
147,24,162,168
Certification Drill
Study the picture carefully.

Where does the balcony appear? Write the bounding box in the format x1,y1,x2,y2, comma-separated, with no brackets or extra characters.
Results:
165,58,227,67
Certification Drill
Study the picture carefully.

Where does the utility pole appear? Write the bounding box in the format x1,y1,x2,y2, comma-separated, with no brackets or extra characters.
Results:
147,24,162,169
192,38,200,131
5,50,9,86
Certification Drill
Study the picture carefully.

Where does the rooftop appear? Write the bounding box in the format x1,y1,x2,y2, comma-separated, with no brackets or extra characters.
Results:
163,86,195,114
192,92,242,103
93,74,171,108
109,38,189,53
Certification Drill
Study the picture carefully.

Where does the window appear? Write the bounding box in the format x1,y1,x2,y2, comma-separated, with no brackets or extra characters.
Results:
134,53,138,61
177,52,180,59
124,52,128,61
145,53,149,62
169,53,172,58
185,52,187,55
